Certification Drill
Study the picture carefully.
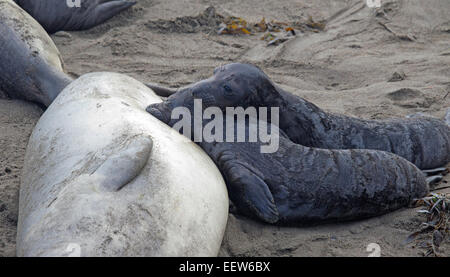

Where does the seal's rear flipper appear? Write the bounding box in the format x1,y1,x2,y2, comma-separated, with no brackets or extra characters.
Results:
145,83,178,97
92,135,153,192
90,1,136,29
223,160,279,224
426,175,443,186
422,167,448,187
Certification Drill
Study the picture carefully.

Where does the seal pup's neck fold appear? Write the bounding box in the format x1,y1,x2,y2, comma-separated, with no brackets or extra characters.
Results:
274,86,330,147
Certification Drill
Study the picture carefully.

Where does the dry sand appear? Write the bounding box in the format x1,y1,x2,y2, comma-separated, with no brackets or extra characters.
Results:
1,0,449,256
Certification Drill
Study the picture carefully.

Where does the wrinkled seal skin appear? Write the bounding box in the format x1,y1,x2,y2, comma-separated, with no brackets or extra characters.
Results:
17,72,228,256
146,111,428,225
0,0,72,107
14,0,136,34
147,63,450,170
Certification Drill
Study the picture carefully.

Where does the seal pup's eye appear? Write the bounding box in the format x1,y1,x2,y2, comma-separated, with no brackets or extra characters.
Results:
223,85,232,93
223,85,235,98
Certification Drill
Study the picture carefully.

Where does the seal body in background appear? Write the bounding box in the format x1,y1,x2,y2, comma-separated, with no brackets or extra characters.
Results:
16,72,229,257
14,0,136,34
0,0,72,107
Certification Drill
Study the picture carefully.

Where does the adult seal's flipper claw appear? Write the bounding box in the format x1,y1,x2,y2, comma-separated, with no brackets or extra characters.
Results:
93,135,153,192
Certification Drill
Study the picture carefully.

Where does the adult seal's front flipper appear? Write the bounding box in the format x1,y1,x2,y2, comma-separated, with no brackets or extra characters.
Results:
93,135,153,192
15,0,136,33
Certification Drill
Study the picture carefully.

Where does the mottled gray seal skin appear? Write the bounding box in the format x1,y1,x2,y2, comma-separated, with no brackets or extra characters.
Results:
14,0,136,34
144,108,428,224
0,0,72,107
17,72,228,256
146,63,450,170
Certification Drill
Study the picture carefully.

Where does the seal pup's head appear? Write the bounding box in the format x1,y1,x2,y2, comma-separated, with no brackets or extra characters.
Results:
146,63,281,125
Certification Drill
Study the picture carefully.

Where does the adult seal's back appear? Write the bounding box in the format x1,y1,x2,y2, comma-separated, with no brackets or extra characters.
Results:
14,0,136,34
0,0,72,107
16,72,229,256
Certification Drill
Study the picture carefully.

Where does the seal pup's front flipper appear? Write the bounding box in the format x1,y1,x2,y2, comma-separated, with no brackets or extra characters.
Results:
220,155,279,223
92,135,153,192
145,83,178,97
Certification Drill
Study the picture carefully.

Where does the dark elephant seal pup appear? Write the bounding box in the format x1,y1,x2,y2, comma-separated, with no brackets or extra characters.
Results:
14,0,136,34
148,63,450,170
206,119,428,224
144,106,428,224
0,0,72,107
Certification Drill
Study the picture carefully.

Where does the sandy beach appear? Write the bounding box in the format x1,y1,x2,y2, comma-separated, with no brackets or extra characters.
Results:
1,0,449,256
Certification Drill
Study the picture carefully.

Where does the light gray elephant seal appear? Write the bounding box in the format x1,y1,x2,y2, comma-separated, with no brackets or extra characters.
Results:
17,72,228,257
0,0,72,107
14,0,136,34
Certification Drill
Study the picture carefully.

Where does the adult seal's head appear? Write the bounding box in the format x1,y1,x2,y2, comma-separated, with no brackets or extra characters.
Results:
0,0,72,107
15,0,136,34
16,72,229,256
